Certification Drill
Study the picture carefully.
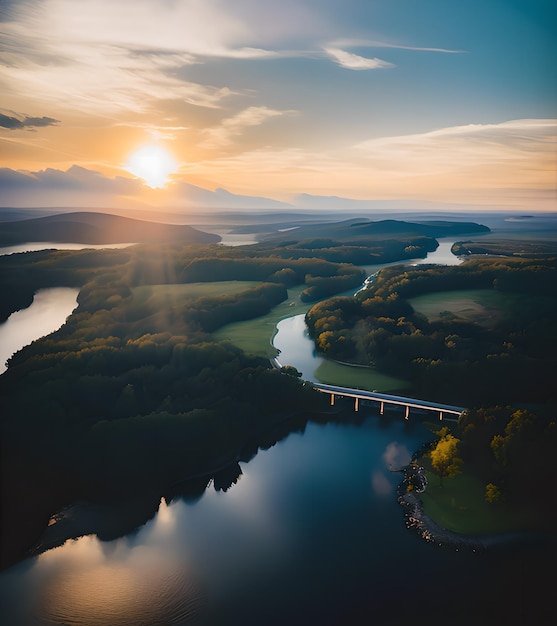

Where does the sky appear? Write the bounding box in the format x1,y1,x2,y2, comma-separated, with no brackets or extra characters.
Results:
1,0,556,212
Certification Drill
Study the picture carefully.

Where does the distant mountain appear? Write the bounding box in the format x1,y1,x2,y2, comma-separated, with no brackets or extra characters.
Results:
0,212,221,245
169,182,293,210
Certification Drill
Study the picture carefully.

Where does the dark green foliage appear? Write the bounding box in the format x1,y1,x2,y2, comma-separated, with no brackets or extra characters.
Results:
457,406,557,522
1,241,341,517
306,257,557,406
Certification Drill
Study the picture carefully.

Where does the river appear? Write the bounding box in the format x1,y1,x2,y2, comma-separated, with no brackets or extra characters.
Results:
0,238,554,625
272,238,463,383
0,288,79,374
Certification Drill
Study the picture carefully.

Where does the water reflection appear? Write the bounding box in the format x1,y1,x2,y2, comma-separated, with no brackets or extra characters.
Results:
273,314,323,380
410,238,464,266
1,415,437,625
371,471,393,496
37,528,206,626
0,287,79,373
382,441,412,470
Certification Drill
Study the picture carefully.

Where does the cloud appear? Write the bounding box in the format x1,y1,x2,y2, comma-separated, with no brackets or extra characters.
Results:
200,106,293,149
0,113,60,130
324,47,394,70
0,163,158,197
182,118,556,210
0,1,249,116
354,119,557,177
1,39,235,115
330,38,466,54
0,165,293,210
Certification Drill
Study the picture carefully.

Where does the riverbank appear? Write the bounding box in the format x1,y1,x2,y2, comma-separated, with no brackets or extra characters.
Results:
397,465,551,552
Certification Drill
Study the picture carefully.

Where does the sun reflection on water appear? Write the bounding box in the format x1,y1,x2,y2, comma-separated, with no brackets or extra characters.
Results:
35,513,205,626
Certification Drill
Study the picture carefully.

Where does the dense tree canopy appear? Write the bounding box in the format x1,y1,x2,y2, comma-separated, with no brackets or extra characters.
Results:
306,257,557,406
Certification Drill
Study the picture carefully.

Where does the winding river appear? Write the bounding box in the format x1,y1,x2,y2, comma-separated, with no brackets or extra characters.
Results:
272,238,464,384
0,288,79,374
1,238,553,625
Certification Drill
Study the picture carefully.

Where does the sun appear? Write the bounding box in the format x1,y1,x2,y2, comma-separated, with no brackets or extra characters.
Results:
126,145,177,188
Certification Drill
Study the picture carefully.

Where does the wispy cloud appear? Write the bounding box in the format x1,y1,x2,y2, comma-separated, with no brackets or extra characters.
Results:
200,106,294,149
0,0,255,116
324,48,394,70
1,37,235,115
185,119,556,208
330,38,466,54
354,119,557,175
0,112,60,130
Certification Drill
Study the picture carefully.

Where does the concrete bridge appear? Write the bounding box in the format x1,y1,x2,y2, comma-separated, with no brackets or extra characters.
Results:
313,383,465,422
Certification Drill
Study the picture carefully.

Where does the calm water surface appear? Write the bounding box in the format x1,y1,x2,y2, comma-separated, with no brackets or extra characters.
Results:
0,288,79,373
1,415,552,625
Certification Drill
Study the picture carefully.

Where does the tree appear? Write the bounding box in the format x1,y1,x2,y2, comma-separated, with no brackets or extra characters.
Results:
485,483,502,504
428,431,463,486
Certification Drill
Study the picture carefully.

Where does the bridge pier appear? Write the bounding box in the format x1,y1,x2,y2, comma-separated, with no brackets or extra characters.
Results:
354,397,359,412
439,411,443,421
330,394,335,406
380,401,384,415
404,405,410,420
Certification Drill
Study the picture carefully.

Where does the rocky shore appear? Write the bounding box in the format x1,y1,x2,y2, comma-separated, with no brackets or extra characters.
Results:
397,464,535,552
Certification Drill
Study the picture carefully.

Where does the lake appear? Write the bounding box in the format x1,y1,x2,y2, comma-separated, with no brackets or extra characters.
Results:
1,413,553,625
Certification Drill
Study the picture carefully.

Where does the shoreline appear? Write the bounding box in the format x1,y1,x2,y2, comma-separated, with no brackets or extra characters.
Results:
396,465,549,551
3,409,324,569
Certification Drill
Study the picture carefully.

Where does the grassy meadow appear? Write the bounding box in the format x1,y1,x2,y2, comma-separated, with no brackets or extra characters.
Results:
132,281,261,306
313,360,408,392
420,469,543,535
211,285,310,358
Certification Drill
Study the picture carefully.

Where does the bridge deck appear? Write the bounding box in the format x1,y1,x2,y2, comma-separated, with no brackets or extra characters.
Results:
314,383,465,417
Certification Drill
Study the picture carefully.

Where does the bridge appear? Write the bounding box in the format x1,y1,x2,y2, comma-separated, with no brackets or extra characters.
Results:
313,383,466,422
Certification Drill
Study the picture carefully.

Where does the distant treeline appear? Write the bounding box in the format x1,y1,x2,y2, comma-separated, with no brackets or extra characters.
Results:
306,257,557,406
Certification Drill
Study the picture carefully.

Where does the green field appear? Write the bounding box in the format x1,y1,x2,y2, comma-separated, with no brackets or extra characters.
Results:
409,289,515,328
313,360,408,392
212,285,410,392
410,288,557,330
211,285,311,358
420,468,542,535
132,281,262,306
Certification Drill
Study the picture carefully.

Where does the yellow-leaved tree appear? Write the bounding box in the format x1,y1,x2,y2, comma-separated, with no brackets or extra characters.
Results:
428,427,463,486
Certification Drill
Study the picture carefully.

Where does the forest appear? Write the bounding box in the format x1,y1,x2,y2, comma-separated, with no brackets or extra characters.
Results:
306,257,557,405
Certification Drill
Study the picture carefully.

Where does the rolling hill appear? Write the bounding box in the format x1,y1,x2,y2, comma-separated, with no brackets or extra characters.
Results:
0,212,221,245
